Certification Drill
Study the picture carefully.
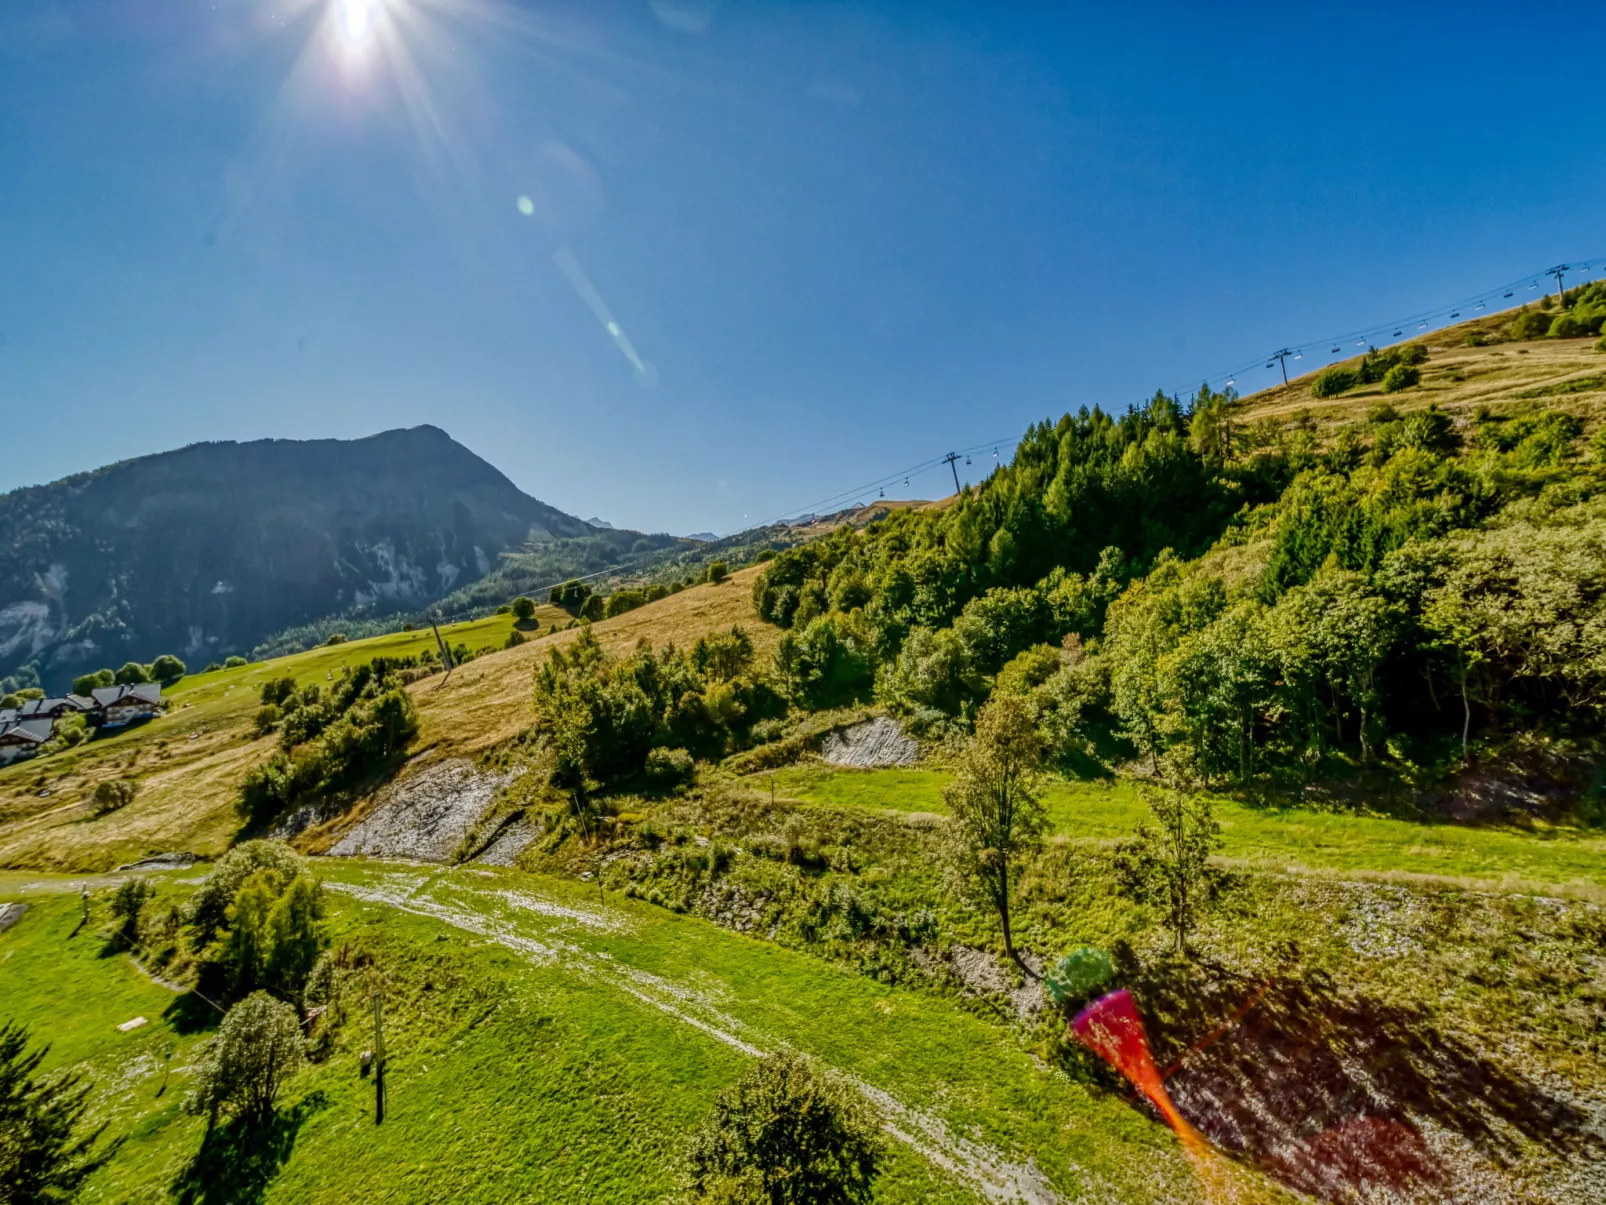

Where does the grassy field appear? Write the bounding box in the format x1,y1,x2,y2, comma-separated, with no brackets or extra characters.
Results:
1235,312,1605,433
0,862,1228,1205
769,765,1606,895
0,570,770,872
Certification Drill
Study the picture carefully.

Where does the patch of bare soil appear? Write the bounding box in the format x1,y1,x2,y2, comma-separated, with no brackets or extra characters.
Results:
1422,752,1595,825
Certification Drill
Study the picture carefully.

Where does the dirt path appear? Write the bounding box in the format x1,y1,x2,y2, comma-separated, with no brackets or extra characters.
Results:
328,867,1096,1205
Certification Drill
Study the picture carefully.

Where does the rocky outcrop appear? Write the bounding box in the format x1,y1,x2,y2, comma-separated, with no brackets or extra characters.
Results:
819,716,919,768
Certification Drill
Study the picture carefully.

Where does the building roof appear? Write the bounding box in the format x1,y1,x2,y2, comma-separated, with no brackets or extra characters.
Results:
0,719,53,744
0,709,15,727
65,694,97,710
91,683,163,708
18,697,83,718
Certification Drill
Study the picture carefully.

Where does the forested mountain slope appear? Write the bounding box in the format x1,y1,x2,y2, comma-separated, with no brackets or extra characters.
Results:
0,426,592,691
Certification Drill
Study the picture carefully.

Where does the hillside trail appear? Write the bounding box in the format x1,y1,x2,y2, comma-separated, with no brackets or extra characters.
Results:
322,861,1191,1205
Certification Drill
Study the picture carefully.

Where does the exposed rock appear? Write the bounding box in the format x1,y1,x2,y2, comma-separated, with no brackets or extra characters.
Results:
329,759,510,862
820,716,919,768
114,852,199,872
0,902,26,936
477,820,538,867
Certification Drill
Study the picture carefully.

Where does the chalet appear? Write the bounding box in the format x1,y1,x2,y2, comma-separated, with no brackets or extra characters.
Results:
90,683,163,728
17,696,92,722
0,719,53,765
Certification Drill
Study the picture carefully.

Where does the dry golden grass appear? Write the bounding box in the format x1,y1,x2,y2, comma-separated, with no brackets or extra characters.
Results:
1236,308,1606,433
0,569,771,870
411,567,774,758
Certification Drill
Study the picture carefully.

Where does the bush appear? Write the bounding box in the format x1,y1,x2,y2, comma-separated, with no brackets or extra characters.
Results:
260,677,297,707
186,992,305,1127
511,596,537,621
187,840,309,947
505,629,527,649
645,747,695,790
224,656,248,669
1044,945,1114,1013
110,877,155,945
604,590,645,619
113,661,150,686
1380,364,1420,393
54,713,89,747
324,633,347,646
1310,367,1357,398
1510,308,1552,340
685,1052,881,1205
254,705,280,737
149,654,187,683
580,594,605,622
1597,336,1606,353
203,662,222,674
92,779,138,816
706,560,729,584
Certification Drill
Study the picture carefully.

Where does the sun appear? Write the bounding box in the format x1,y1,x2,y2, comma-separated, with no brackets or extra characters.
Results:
336,0,376,49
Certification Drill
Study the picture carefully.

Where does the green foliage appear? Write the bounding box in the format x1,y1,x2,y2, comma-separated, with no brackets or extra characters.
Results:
185,992,305,1127
71,669,115,697
1044,945,1114,1011
706,560,729,584
534,626,785,790
944,695,1047,969
580,594,606,622
113,661,150,686
238,658,419,823
0,1021,116,1203
1113,789,1222,955
259,677,298,707
511,596,537,621
223,656,248,669
1510,307,1553,340
91,778,137,816
604,589,646,619
1310,366,1358,398
645,746,696,790
1380,363,1420,393
204,867,326,1004
685,1052,881,1205
110,877,154,945
186,840,309,949
148,654,186,682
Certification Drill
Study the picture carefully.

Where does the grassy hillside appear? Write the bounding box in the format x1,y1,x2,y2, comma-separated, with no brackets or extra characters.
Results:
0,571,769,871
0,863,1218,1205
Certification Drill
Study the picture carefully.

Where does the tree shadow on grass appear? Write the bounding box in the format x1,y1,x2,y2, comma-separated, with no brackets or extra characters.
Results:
162,990,224,1037
169,1092,326,1205
1127,962,1603,1203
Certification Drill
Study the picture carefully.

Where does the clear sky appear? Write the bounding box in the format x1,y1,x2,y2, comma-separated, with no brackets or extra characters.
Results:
2,1,1603,535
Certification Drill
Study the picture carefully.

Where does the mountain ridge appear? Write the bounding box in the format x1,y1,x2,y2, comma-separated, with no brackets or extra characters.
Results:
0,425,594,690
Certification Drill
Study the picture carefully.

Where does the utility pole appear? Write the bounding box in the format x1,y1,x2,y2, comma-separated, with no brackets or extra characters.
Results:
1269,349,1293,385
942,452,962,495
429,612,454,682
1548,264,1569,308
372,988,387,1125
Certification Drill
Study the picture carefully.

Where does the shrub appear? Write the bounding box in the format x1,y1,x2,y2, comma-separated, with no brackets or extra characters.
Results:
224,656,248,669
149,654,187,682
645,747,695,790
92,779,138,816
324,633,347,646
1380,364,1420,393
685,1052,881,1205
203,662,222,674
706,560,729,584
1510,308,1552,340
1310,367,1357,398
605,590,645,619
254,706,280,737
580,594,605,622
185,992,305,1127
505,629,527,649
1465,331,1488,347
260,677,297,707
511,596,537,621
110,877,155,945
113,661,150,686
187,840,308,948
54,714,89,747
1044,946,1114,1013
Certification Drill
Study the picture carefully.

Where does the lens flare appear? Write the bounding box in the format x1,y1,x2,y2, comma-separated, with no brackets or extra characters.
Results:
340,0,374,45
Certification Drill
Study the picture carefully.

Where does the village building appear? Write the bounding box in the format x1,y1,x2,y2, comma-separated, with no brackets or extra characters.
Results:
89,683,163,728
0,719,54,765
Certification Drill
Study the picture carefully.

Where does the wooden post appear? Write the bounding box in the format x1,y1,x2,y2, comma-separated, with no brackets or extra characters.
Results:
372,990,386,1124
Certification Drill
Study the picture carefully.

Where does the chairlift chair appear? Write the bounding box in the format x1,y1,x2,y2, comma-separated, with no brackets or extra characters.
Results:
1330,346,1340,354
1504,291,1513,298
1393,330,1402,337
1450,311,1460,318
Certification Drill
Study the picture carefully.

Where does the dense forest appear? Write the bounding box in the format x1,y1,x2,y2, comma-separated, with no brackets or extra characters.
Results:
746,378,1606,800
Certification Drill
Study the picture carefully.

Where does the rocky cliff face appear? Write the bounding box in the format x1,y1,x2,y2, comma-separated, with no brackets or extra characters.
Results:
0,426,590,688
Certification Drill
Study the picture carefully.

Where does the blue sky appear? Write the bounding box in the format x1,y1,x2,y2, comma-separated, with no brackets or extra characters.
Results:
2,1,1602,535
